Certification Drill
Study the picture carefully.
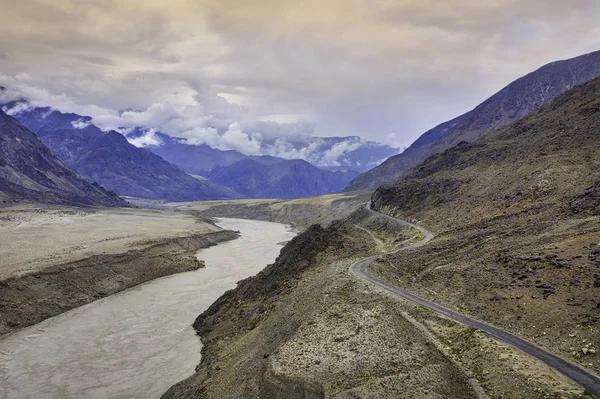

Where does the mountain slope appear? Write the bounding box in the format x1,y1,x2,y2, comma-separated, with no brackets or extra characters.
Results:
344,114,466,191
371,76,600,224
3,106,238,201
0,110,127,207
208,158,359,198
365,77,600,384
127,130,248,176
346,49,600,191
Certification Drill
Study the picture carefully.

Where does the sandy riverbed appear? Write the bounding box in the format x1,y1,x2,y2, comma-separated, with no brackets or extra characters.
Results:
0,205,218,280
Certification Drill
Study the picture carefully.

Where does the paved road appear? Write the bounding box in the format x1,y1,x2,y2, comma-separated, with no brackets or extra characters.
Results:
350,203,600,397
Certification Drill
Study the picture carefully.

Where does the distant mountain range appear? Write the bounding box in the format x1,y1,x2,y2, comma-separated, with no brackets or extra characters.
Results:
0,109,127,207
4,49,599,203
1,102,376,200
126,129,399,175
208,158,359,199
346,49,600,191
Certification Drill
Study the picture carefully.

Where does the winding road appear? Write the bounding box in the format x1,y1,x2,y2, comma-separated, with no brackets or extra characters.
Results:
350,203,600,397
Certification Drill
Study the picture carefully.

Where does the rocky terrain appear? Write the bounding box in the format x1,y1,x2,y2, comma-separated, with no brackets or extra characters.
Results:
162,76,600,399
346,49,600,192
0,109,127,207
368,77,600,384
163,206,589,398
0,205,239,335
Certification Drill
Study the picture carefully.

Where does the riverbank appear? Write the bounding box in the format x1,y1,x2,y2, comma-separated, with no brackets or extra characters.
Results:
0,205,239,335
164,208,587,399
0,218,294,399
146,191,371,232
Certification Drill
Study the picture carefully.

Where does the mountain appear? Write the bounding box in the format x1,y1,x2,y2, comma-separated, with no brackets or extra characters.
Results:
372,76,600,226
2,105,238,201
365,78,600,388
127,130,399,175
346,49,600,191
126,130,248,176
0,109,127,207
344,114,466,191
208,158,360,198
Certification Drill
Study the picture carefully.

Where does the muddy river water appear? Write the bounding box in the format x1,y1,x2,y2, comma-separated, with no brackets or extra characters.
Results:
0,218,295,399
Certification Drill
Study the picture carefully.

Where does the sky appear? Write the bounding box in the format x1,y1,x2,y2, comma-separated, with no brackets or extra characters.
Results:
1,0,600,155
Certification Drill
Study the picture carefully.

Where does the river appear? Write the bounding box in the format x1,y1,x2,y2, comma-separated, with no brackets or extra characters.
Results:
0,218,295,399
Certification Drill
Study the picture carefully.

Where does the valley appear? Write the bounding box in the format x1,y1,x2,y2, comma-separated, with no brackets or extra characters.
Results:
164,205,593,399
2,8,600,398
0,218,295,399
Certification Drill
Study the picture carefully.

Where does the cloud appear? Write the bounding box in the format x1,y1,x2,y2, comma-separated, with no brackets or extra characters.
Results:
320,139,363,167
216,123,263,155
126,129,163,148
71,119,91,129
0,0,599,153
1,100,31,116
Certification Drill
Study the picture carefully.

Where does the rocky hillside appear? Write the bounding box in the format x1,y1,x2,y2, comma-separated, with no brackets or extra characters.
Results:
372,76,600,227
208,158,359,199
366,77,600,383
3,105,238,201
0,109,127,207
164,219,491,398
346,49,600,191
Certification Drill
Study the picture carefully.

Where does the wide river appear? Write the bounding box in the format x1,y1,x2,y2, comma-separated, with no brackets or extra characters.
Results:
0,218,295,399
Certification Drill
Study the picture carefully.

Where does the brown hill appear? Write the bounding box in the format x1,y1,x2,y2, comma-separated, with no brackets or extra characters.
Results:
372,76,600,226
346,49,600,192
368,77,600,381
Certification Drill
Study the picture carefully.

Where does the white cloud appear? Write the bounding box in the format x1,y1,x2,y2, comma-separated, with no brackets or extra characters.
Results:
126,129,163,148
71,119,91,129
1,100,31,116
320,139,362,167
0,0,598,153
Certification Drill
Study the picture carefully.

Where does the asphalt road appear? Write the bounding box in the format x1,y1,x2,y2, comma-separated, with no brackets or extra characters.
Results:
350,203,600,397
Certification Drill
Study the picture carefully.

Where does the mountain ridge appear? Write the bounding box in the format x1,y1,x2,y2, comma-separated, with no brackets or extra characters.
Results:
346,49,600,192
0,109,127,207
208,158,359,199
2,105,239,201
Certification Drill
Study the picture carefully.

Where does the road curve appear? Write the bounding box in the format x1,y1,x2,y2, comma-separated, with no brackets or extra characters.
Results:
350,203,600,397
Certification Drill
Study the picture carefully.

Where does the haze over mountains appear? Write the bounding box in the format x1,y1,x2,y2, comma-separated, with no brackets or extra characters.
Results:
346,50,600,191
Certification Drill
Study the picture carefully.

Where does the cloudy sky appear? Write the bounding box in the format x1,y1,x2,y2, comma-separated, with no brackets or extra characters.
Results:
1,0,600,153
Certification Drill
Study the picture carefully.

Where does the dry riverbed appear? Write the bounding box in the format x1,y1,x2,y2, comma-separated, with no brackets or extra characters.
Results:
0,205,238,335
